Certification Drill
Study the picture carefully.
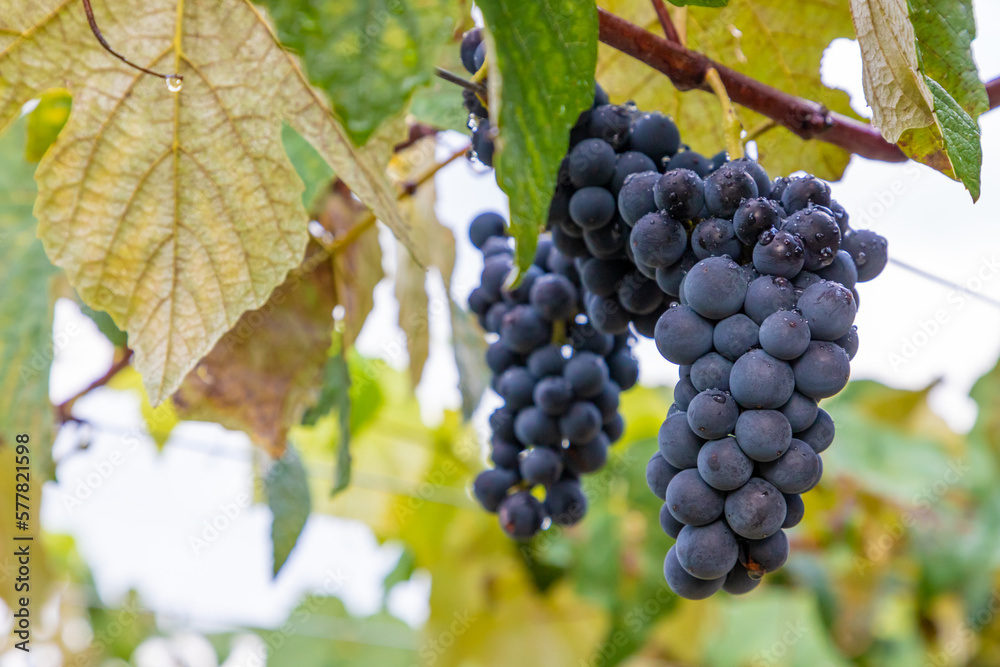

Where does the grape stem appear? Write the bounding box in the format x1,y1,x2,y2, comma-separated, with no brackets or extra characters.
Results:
55,347,133,423
81,0,181,82
434,67,488,98
649,0,681,45
705,67,745,159
598,9,907,161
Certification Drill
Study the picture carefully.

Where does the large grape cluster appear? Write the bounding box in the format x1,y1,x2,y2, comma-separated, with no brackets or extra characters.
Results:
467,213,640,540
641,167,888,599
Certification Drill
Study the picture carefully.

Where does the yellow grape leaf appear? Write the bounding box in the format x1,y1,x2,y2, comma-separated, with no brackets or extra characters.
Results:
0,0,415,405
390,138,456,388
849,0,934,143
596,0,859,180
172,242,337,458
107,365,179,450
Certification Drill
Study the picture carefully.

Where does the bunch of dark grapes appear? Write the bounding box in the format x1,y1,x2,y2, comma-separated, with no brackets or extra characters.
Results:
640,166,888,599
466,212,640,540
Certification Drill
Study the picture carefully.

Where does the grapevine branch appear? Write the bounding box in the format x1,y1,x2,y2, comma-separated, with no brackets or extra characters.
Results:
649,0,681,45
55,348,133,423
988,77,1000,109
597,9,907,162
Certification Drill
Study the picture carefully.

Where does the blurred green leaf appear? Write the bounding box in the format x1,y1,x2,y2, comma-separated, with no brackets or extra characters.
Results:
267,445,312,576
261,0,464,146
449,302,489,419
25,89,71,162
282,123,336,211
79,303,128,349
477,0,598,272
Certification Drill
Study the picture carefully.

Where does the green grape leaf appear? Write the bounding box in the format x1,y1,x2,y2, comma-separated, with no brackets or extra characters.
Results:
0,115,58,454
266,444,312,577
597,0,858,181
25,88,71,162
477,0,598,272
301,340,353,496
850,0,985,198
282,123,336,212
79,303,128,348
0,0,415,405
260,0,465,146
449,302,489,419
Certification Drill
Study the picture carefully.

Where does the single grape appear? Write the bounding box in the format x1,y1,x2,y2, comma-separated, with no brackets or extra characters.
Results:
472,123,494,166
713,313,760,362
835,325,859,360
564,432,610,474
529,273,578,322
580,258,632,298
472,41,486,71
490,407,518,443
727,157,771,197
569,186,617,230
724,477,786,539
733,197,783,245
533,376,574,416
545,480,588,526
583,218,629,260
666,468,725,525
519,447,564,487
460,28,483,74
758,439,822,494
500,305,551,354
687,389,739,440
480,255,512,300
469,212,507,249
497,366,536,412
690,352,734,392
654,251,697,297
588,104,632,149
653,168,705,221
758,310,811,360
769,176,791,203
514,407,561,447
659,410,705,469
617,171,660,226
744,275,798,325
568,138,617,188
782,493,805,528
778,392,819,433
683,256,748,320
704,163,759,218
630,112,681,163
723,562,761,595
585,292,631,335
734,409,792,462
673,375,699,411
498,492,545,540
792,341,851,399
752,228,805,278
611,151,659,194
503,264,543,304
816,249,858,289
730,349,795,409
842,229,889,282
667,150,712,177
472,468,518,512
560,402,603,443
654,305,715,365
491,437,524,469
527,344,567,378
618,271,664,315
743,529,788,577
782,206,841,271
568,321,615,356
607,348,640,390
660,502,685,538
664,546,725,599
691,217,742,260
797,280,856,341
533,236,553,269
676,521,739,580
486,340,521,375
564,352,610,398
630,211,687,268
799,408,835,453
697,436,754,490
792,270,823,290
781,175,832,213
591,381,621,423
647,452,681,500
603,413,625,442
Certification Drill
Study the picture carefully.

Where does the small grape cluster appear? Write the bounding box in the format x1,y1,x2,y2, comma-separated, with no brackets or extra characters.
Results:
466,212,640,540
459,29,494,167
640,167,888,599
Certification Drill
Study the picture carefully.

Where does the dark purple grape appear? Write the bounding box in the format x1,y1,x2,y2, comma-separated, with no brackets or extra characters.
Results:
842,229,888,282
697,436,754,490
664,546,725,599
545,480,587,525
611,151,659,194
469,212,507,249
782,493,805,528
499,305,551,354
460,28,484,74
690,352,733,392
667,150,712,177
713,313,760,362
588,105,631,149
654,305,715,365
704,163,759,218
792,341,851,399
676,520,739,580
565,432,610,474
782,206,841,271
473,468,518,512
658,410,704,469
617,171,660,226
630,211,687,268
835,326,859,360
744,275,798,325
799,408,834,453
734,409,792,462
758,309,811,360
743,529,788,577
564,352,610,398
559,402,602,443
567,138,616,188
569,186,617,230
753,228,805,278
498,492,544,540
533,376,573,416
691,217,741,260
779,392,819,433
526,344,567,378
529,273,578,321
780,175,832,213
816,249,858,289
630,112,681,163
654,168,705,220
733,197,783,245
520,447,564,487
514,407,560,447
724,477,786,539
723,562,761,594
730,349,795,409
758,439,822,494
647,452,680,500
665,468,725,525
683,256,748,319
